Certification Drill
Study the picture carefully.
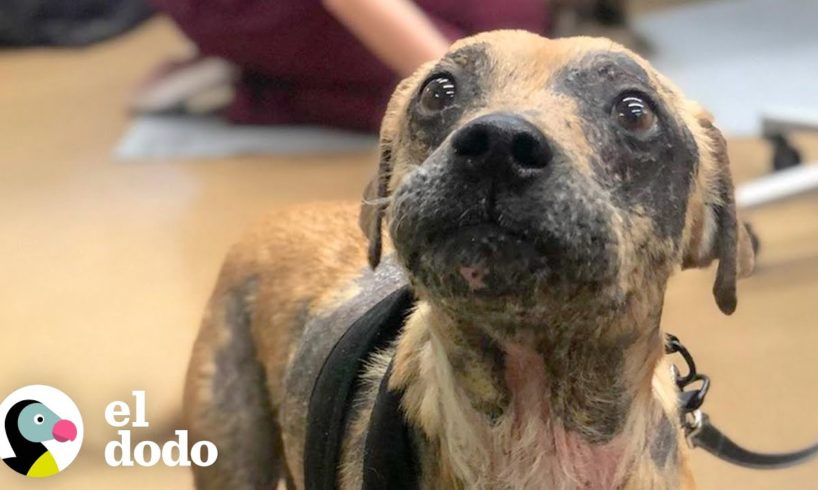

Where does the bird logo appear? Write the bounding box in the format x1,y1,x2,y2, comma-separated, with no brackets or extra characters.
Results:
0,385,83,478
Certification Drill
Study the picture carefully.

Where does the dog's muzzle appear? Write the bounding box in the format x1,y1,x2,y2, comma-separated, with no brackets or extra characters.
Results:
390,111,619,304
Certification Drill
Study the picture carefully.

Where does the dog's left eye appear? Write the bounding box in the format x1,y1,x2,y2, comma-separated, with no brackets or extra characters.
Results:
419,75,457,114
612,94,656,134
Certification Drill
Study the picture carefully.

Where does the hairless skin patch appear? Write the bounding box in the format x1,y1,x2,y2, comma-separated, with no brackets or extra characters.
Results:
551,51,699,241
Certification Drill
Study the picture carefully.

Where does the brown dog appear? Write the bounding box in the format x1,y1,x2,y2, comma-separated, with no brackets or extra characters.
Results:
183,31,756,490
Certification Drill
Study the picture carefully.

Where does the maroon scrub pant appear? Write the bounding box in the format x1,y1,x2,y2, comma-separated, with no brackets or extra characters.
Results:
152,0,550,131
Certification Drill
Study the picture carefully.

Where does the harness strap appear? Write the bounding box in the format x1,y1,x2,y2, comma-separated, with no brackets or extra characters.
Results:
363,361,421,490
305,286,415,490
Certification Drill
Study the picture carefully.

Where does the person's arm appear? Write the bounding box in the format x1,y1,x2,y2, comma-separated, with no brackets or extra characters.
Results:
322,0,451,77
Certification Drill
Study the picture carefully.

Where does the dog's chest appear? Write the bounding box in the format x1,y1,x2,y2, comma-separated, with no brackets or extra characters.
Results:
443,342,627,490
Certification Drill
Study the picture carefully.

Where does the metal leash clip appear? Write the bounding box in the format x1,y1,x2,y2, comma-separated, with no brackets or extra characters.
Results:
665,333,710,443
664,333,818,470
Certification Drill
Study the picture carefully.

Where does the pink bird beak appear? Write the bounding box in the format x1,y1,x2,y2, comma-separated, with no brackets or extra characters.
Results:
52,419,77,443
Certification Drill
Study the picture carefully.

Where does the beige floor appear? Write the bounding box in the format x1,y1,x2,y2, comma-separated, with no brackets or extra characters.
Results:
1,18,817,490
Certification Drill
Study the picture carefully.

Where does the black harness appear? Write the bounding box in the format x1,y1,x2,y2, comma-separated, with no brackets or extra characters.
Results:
305,286,818,489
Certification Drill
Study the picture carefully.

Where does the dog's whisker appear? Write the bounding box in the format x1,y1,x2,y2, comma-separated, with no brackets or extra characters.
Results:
363,196,392,207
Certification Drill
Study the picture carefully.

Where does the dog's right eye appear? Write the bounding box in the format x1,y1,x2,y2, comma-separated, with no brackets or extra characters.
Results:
419,75,456,114
612,93,657,135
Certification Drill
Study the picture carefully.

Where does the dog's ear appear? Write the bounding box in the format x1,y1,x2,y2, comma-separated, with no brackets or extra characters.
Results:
682,111,756,315
359,141,393,269
359,62,436,269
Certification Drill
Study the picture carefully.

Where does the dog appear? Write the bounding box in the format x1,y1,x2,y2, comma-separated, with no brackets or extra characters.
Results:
183,30,756,490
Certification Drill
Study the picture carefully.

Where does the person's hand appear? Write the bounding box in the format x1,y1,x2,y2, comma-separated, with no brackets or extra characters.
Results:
129,56,237,114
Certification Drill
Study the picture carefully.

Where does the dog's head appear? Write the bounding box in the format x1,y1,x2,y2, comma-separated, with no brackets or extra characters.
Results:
362,31,754,329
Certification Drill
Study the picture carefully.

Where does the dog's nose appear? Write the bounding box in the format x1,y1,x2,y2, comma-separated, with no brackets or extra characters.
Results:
451,113,552,179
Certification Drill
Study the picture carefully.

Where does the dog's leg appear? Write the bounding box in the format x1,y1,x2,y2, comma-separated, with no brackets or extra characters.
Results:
183,278,286,489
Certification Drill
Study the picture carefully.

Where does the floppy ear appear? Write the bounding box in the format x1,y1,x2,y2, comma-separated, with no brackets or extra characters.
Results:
359,142,393,269
682,115,756,315
358,62,436,269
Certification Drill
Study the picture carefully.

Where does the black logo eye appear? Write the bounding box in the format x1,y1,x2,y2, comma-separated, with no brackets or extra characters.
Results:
34,414,45,425
419,75,456,114
613,94,657,134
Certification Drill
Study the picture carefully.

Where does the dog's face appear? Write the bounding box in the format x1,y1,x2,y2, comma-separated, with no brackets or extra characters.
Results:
363,31,754,329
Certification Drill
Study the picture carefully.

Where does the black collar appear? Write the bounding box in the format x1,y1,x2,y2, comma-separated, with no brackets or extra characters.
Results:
305,286,818,489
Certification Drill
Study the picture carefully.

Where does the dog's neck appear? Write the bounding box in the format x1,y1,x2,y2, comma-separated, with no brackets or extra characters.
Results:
391,298,684,489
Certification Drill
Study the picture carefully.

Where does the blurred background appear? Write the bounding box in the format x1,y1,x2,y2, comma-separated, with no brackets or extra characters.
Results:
0,0,816,488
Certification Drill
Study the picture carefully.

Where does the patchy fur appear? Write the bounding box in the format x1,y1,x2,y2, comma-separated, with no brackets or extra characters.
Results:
391,304,686,489
183,31,755,490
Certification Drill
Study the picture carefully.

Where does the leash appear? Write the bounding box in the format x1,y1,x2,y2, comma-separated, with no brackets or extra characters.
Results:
667,334,818,469
305,287,818,489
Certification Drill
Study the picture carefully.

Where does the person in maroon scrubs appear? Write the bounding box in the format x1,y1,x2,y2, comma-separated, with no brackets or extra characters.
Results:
137,0,551,131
